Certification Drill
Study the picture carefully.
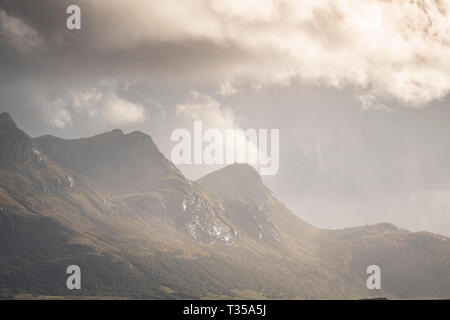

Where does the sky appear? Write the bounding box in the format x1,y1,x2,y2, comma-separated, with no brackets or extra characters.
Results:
1,0,450,236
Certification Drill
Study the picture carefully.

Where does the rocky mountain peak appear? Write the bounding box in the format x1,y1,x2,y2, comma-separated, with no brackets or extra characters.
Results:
0,113,44,168
35,128,181,195
0,112,16,128
197,163,266,200
106,129,125,136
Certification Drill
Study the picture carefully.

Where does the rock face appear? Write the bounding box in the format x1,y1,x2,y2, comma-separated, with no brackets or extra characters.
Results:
0,113,44,168
1,112,450,299
198,163,310,246
35,129,239,245
198,164,276,243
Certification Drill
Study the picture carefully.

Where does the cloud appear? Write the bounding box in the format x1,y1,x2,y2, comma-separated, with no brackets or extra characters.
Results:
176,91,237,128
38,96,72,129
217,81,237,97
406,190,450,235
356,93,393,112
51,108,72,129
3,1,450,107
102,92,146,125
72,88,103,117
175,91,267,170
75,0,450,108
37,86,146,128
0,8,44,52
47,100,72,129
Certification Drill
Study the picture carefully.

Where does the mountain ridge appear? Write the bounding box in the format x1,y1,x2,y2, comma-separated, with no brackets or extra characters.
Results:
0,112,44,168
34,120,240,245
35,128,181,196
1,112,450,299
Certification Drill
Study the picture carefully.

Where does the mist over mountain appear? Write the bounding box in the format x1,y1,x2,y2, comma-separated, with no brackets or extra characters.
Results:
1,112,450,299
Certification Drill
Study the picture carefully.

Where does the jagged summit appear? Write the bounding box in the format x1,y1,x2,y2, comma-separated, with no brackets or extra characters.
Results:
87,128,125,139
0,112,15,127
0,112,44,168
222,163,261,178
35,127,181,195
54,128,155,146
197,163,265,200
201,163,262,182
109,128,124,135
198,162,314,246
127,130,151,138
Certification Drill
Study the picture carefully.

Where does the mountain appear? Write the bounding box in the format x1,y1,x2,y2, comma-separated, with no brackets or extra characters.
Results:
0,113,157,297
0,113,44,168
198,163,317,247
1,112,450,299
35,130,182,195
199,164,450,298
317,223,450,298
198,163,267,200
0,114,245,298
35,131,239,245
